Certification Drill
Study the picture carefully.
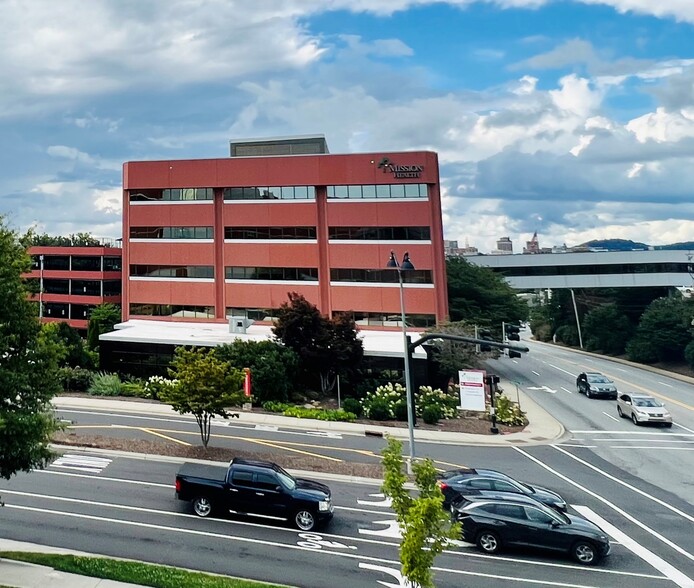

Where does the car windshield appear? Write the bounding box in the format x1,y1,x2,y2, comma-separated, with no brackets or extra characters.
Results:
634,398,661,408
275,467,296,490
587,375,610,383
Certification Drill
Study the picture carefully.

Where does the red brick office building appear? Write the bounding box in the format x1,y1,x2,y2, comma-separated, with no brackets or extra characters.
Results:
121,136,448,328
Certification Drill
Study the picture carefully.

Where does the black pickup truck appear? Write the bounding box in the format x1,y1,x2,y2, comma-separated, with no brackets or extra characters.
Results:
175,457,333,531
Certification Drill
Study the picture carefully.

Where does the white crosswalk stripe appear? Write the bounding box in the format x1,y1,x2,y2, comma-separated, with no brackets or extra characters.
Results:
50,454,112,474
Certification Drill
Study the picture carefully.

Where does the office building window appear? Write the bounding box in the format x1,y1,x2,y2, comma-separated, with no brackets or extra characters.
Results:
130,265,214,279
129,188,213,202
104,257,122,272
328,226,430,240
224,226,317,239
44,302,69,317
71,280,101,296
71,256,102,272
130,304,215,319
327,184,428,199
41,256,70,271
345,311,436,328
130,226,214,239
330,268,432,283
43,279,70,295
225,267,318,281
103,280,122,296
70,304,97,320
223,186,315,201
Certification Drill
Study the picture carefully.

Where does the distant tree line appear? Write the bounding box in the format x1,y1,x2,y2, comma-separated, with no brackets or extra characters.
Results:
21,230,103,247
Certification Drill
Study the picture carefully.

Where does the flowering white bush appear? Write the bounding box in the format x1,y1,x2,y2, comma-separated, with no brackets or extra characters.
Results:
360,382,406,420
143,375,178,399
415,385,459,419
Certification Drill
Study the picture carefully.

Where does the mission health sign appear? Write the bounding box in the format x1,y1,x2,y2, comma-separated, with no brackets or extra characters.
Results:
458,369,486,412
376,157,424,179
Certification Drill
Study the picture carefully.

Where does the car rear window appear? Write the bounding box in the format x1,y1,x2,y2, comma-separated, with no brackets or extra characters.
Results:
494,504,527,519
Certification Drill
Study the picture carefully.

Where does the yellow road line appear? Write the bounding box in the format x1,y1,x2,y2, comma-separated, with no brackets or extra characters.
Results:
251,439,342,462
432,460,468,470
141,428,191,446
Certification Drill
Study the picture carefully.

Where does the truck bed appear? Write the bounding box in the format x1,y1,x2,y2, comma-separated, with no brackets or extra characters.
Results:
177,462,229,483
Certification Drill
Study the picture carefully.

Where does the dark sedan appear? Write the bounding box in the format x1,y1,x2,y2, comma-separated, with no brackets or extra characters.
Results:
576,372,618,399
436,468,567,511
451,496,611,565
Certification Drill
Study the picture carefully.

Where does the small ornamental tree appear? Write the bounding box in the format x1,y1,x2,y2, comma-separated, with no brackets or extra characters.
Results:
160,347,245,447
381,436,460,588
87,303,121,351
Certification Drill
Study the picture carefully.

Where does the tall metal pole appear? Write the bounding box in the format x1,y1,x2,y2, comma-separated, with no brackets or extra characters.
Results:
570,289,584,349
39,254,44,319
397,267,416,474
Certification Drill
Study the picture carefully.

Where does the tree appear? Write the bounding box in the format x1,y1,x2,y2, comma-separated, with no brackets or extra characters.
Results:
87,303,121,351
21,229,101,247
0,217,62,480
426,320,484,389
160,347,245,447
381,436,460,588
583,304,634,355
446,257,528,326
273,293,364,395
626,297,694,364
214,340,299,404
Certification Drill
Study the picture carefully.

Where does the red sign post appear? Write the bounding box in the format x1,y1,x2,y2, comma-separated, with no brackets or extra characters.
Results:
243,368,252,398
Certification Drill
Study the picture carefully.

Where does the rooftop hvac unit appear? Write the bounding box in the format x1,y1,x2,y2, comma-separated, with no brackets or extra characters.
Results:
228,316,254,334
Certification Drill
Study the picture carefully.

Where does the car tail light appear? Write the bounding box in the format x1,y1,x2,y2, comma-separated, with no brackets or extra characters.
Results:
436,480,448,492
175,479,181,493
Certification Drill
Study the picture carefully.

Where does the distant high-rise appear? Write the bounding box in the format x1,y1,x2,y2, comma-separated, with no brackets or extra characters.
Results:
496,236,513,254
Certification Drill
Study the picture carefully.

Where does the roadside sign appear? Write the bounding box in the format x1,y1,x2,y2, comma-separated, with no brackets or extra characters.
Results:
458,369,486,411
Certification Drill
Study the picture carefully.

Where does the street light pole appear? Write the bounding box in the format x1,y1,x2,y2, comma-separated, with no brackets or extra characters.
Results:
39,254,44,319
387,251,416,474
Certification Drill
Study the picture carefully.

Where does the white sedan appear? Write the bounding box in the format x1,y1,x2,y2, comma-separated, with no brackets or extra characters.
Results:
617,393,672,427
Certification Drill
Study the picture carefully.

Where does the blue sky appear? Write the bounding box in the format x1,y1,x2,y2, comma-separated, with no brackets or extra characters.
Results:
1,0,694,252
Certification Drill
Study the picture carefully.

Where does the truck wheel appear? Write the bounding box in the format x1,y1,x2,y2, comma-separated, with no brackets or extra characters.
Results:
294,509,316,531
192,496,214,517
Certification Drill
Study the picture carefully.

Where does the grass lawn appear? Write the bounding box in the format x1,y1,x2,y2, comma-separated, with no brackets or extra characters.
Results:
0,552,290,588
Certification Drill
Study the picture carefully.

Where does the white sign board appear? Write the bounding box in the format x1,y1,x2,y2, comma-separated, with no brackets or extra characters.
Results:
458,370,486,411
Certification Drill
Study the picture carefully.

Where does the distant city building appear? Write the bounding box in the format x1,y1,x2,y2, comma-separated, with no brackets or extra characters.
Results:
496,236,513,254
523,232,551,254
444,238,479,257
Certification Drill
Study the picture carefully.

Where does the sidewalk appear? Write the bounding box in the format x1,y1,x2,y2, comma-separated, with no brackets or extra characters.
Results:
51,382,566,447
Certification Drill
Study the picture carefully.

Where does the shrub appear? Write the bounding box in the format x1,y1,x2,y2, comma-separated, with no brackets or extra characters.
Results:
422,404,441,425
554,325,579,347
262,401,291,413
686,340,694,371
143,375,178,400
365,397,392,421
625,336,658,364
341,397,362,417
361,382,406,420
416,385,458,420
88,372,122,396
493,394,526,426
119,382,146,398
58,366,94,392
393,400,409,421
278,406,356,422
532,322,553,342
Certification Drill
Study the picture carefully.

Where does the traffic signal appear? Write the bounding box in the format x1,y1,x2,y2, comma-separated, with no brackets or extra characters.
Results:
479,328,493,352
506,324,521,341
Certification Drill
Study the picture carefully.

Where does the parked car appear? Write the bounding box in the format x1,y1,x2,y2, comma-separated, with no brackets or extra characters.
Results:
576,372,618,399
617,393,672,427
436,468,567,511
175,457,333,531
450,495,611,565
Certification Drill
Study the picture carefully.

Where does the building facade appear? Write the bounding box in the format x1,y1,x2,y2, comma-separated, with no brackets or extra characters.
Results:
122,145,448,328
27,245,123,331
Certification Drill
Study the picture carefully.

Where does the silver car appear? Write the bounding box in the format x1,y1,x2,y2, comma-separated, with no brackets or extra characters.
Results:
617,393,672,427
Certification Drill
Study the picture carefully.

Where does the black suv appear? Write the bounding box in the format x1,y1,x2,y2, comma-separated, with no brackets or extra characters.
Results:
576,372,617,399
451,495,611,565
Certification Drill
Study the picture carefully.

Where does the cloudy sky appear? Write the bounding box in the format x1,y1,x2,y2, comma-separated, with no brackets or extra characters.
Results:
2,0,693,253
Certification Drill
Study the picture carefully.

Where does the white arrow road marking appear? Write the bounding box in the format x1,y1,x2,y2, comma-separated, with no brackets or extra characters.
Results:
297,533,357,550
573,505,694,588
50,454,111,474
527,385,557,394
357,493,393,508
359,519,402,539
358,563,412,588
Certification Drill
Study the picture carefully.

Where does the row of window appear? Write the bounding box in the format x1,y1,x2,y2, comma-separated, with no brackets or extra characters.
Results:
129,265,433,283
328,226,430,241
223,186,315,201
129,184,429,202
40,302,97,319
130,226,214,239
225,227,316,240
129,304,215,318
40,279,121,297
327,184,427,199
225,267,319,281
31,255,122,272
497,262,691,277
129,188,214,202
347,311,437,328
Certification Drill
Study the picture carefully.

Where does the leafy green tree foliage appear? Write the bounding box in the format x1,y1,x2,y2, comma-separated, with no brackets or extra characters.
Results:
0,217,62,479
214,340,299,404
446,257,529,326
160,347,245,447
273,293,364,395
40,322,94,368
426,320,484,388
684,340,694,371
583,304,634,355
529,289,574,342
626,297,694,363
381,437,460,588
21,230,102,247
87,303,121,351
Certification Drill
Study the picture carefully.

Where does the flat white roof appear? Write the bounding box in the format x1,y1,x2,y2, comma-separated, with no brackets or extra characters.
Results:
100,319,428,359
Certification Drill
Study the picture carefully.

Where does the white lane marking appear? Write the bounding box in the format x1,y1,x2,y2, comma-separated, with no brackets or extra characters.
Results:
548,364,577,377
602,412,620,422
614,367,628,373
514,447,694,565
560,387,572,394
573,505,694,588
674,422,694,434
527,385,556,394
512,360,518,364
357,493,393,508
359,563,410,587
559,444,598,448
254,425,279,432
591,439,694,444
657,381,674,388
531,371,541,376
51,454,111,474
359,520,402,539
6,504,610,588
34,469,172,488
609,446,694,451
552,444,694,526
572,430,694,436
304,431,343,439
